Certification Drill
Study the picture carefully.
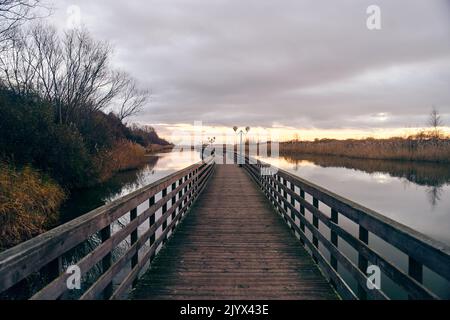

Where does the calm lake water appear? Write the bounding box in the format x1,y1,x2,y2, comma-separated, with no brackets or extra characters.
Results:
258,154,450,246
60,150,202,223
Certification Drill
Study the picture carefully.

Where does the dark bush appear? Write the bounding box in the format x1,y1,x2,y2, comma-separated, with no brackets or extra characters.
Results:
127,124,170,147
0,88,96,188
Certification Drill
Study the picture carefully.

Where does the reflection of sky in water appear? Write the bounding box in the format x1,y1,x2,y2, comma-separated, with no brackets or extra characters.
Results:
258,155,450,245
105,150,202,203
60,150,203,224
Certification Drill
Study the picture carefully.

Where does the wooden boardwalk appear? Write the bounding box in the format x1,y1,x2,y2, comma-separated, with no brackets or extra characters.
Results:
131,165,338,300
2,155,449,300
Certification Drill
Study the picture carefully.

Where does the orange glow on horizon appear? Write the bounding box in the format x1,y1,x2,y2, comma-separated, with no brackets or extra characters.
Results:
144,123,450,144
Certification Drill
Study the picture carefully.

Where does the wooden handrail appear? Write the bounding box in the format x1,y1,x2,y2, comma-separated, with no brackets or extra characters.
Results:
238,152,450,299
0,157,215,299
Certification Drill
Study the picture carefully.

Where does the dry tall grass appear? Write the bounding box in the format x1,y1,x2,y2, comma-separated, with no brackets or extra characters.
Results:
94,139,148,183
145,144,174,154
0,163,66,250
280,136,450,163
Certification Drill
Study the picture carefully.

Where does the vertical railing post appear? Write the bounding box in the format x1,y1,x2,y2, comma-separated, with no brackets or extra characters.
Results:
299,189,306,246
42,256,63,299
330,209,339,271
358,226,369,300
408,257,423,299
149,195,156,262
184,175,188,205
289,181,296,232
283,178,288,213
130,208,138,287
270,177,275,205
194,168,198,194
171,182,177,222
277,176,287,222
100,224,113,299
330,209,339,289
178,178,183,216
277,176,283,208
162,188,168,244
45,257,62,281
312,197,319,263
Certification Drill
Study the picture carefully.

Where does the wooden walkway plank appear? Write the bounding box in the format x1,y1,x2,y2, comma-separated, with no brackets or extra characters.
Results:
131,165,338,300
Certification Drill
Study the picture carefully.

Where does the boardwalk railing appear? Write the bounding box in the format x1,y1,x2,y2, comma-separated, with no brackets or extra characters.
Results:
0,157,214,300
241,154,450,300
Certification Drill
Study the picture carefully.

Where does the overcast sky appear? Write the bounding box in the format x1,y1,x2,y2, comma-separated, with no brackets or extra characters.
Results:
48,0,450,139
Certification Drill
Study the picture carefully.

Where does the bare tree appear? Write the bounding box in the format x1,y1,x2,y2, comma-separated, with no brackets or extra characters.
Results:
0,0,44,45
429,106,443,128
0,24,149,124
59,27,120,123
0,27,39,95
428,106,443,139
115,74,149,121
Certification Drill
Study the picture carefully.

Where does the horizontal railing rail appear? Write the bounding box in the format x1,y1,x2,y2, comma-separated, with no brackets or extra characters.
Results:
0,157,215,300
237,152,450,300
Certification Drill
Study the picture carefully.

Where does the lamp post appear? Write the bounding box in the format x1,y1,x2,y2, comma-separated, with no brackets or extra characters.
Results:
202,136,215,160
233,126,250,167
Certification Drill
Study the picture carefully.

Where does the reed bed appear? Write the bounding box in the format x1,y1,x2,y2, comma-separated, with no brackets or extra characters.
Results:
279,136,450,164
94,139,148,183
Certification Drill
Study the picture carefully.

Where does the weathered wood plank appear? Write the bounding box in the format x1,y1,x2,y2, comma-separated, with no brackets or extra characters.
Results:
131,165,338,300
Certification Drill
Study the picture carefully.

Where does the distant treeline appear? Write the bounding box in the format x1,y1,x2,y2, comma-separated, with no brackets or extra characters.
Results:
279,135,450,164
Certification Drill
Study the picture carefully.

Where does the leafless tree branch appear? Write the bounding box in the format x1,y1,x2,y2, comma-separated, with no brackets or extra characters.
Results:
0,24,149,124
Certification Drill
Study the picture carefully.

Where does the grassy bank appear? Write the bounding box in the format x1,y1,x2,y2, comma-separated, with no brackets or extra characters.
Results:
0,163,65,250
145,144,174,154
94,140,149,182
279,136,450,163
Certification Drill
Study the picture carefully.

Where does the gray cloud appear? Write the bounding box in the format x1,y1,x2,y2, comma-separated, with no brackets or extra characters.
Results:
49,0,450,130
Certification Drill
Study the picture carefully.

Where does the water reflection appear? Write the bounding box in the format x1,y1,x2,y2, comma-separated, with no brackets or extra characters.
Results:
284,154,450,209
49,150,202,299
283,154,450,189
60,150,202,223
258,153,450,246
427,186,443,208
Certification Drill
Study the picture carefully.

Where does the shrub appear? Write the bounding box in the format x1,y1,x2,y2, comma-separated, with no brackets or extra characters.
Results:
44,124,95,188
0,88,100,188
0,89,54,164
93,139,147,183
75,111,129,153
0,163,66,250
127,124,171,147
